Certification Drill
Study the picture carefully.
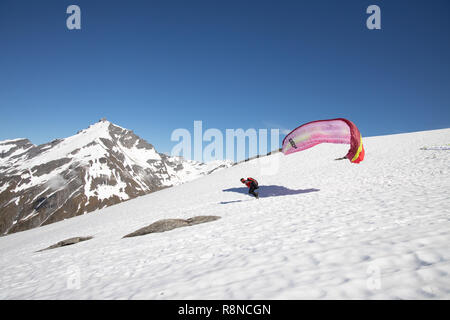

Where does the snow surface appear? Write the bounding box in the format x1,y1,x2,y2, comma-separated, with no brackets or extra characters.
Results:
0,138,27,144
0,144,16,154
0,128,449,299
0,140,33,166
13,121,112,171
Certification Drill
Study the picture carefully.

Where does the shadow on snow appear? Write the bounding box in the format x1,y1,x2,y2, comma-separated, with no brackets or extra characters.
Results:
221,185,320,200
219,200,245,205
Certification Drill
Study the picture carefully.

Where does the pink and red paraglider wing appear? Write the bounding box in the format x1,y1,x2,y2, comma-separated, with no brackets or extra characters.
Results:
281,118,364,163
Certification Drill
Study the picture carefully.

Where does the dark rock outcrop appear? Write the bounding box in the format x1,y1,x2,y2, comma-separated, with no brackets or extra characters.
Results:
123,216,221,238
37,236,93,252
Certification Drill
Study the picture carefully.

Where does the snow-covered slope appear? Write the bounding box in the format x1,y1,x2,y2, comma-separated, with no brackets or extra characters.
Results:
0,128,449,299
0,119,233,235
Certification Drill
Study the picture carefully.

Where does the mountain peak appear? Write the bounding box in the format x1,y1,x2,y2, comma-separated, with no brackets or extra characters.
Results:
81,118,128,135
0,121,233,235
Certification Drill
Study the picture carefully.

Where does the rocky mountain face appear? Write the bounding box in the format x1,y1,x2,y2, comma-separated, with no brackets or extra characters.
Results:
0,119,233,235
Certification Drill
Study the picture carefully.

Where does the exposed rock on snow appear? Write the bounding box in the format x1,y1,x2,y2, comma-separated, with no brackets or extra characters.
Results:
123,216,221,238
37,236,93,252
420,145,450,150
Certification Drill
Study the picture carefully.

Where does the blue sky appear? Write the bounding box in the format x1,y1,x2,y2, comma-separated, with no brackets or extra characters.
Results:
0,0,449,158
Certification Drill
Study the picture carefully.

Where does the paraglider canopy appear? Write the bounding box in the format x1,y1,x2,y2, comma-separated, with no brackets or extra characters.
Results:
281,118,365,163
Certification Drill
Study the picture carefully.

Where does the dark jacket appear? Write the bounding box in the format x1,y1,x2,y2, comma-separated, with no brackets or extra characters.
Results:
243,178,258,189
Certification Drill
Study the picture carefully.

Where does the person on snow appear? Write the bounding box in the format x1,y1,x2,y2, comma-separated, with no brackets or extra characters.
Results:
240,177,259,199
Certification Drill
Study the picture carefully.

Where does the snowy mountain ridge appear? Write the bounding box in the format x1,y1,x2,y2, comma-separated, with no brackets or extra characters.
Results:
0,119,233,235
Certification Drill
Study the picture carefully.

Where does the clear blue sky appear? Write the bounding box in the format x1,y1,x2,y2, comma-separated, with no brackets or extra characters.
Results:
1,0,449,157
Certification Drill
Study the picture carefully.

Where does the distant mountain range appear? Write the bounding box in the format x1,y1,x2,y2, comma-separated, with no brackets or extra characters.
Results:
0,119,232,235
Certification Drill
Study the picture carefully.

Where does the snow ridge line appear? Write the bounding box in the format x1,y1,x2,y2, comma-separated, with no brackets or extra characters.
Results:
233,148,282,166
